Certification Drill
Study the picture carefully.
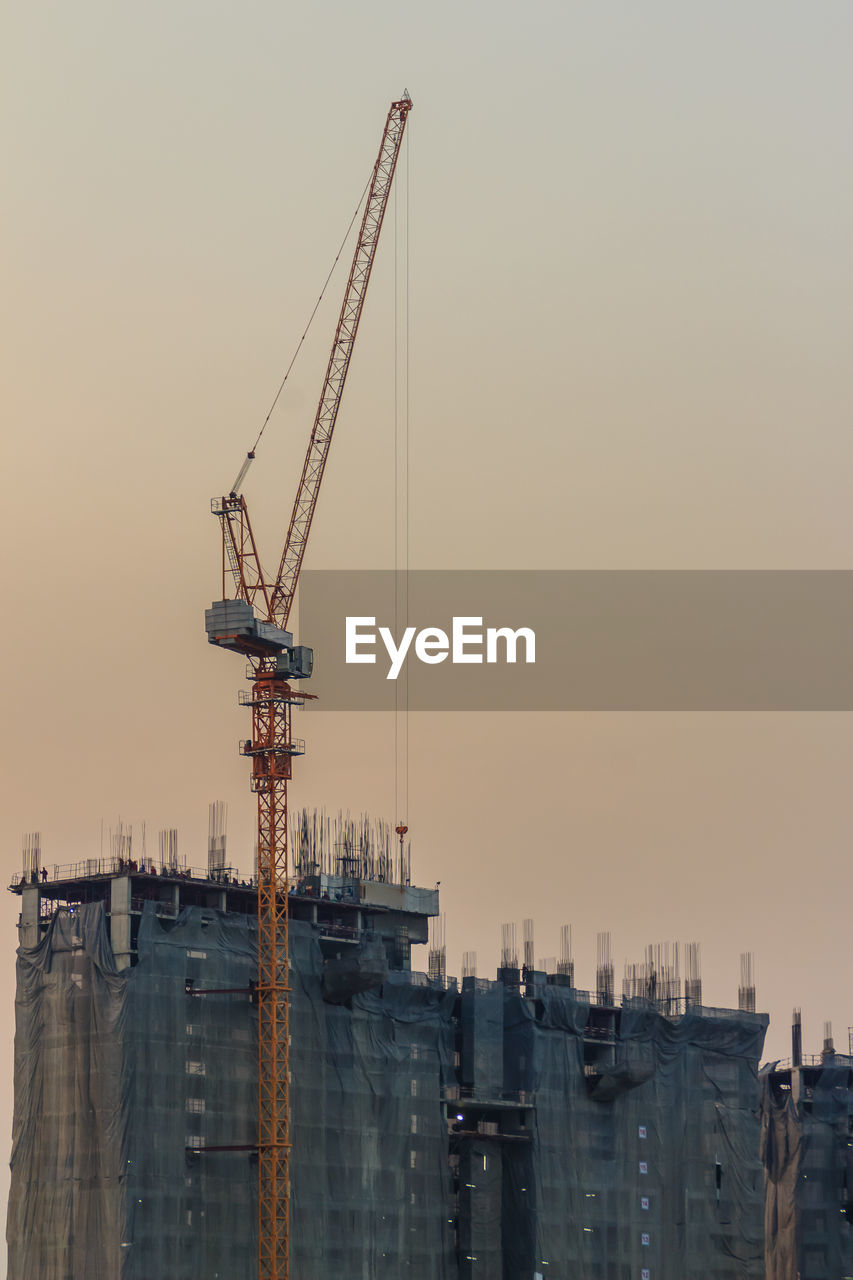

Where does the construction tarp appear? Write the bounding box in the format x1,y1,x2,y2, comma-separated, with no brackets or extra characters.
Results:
503,987,768,1280
760,1063,853,1280
8,902,456,1280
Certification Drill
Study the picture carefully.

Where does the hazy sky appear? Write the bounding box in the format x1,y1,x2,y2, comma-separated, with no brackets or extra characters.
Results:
2,4,852,1267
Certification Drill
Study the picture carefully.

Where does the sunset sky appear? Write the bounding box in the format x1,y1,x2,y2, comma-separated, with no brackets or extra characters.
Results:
2,3,852,1264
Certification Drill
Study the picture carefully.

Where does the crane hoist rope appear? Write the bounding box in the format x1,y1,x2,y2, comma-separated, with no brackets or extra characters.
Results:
229,171,373,498
393,131,411,844
205,93,412,1280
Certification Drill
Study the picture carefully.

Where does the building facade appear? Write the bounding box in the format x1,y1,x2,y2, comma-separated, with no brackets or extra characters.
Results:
761,1049,853,1280
8,860,768,1279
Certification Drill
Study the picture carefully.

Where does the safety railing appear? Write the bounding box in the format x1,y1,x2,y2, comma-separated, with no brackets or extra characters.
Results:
768,1053,853,1072
130,897,179,918
318,922,358,940
442,1086,534,1106
10,857,259,889
239,737,306,757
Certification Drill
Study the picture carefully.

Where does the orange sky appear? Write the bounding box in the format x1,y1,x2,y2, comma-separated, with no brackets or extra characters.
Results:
2,4,853,1267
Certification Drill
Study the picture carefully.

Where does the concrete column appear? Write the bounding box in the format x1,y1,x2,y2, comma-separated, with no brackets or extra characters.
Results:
19,886,40,949
110,876,132,971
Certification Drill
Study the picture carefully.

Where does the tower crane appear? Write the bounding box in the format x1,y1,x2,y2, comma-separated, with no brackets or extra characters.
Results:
205,94,411,1280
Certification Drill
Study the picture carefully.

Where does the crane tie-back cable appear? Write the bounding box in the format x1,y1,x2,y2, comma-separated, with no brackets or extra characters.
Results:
394,123,411,840
229,173,373,496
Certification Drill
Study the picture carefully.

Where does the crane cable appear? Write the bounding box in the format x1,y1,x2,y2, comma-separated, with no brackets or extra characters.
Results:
394,125,411,857
229,173,373,496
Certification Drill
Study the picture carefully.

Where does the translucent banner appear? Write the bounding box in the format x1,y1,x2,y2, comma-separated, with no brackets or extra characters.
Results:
296,570,853,711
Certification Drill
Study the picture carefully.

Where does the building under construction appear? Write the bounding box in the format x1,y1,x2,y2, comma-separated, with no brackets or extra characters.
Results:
8,818,771,1279
12,80,842,1280
761,1013,853,1280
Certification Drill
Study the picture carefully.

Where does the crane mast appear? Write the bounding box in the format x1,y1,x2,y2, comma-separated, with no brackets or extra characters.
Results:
206,95,411,1280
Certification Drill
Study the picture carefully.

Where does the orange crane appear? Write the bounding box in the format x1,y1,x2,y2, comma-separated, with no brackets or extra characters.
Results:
205,94,412,1280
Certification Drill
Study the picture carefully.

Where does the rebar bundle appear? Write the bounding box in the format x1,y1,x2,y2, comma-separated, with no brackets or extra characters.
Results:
738,952,756,1013
557,924,574,984
684,941,702,1005
428,915,447,985
623,943,682,1007
208,801,227,873
290,808,410,885
500,923,518,969
21,832,41,880
158,828,179,871
596,931,614,1005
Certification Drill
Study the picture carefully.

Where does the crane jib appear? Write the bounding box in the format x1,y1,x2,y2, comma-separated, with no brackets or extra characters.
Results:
212,96,411,634
272,96,411,629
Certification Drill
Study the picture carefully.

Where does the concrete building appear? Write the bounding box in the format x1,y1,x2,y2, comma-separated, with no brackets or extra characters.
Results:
8,851,768,1279
761,1017,853,1280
